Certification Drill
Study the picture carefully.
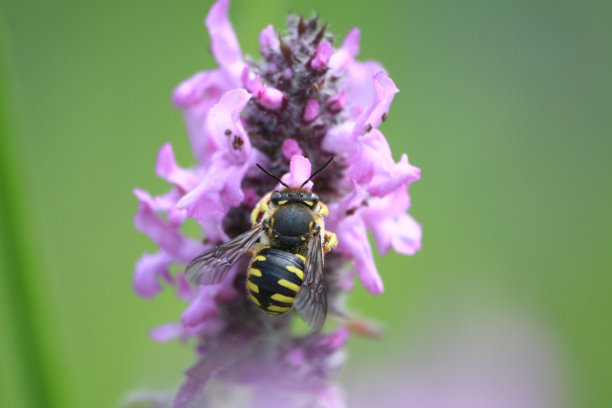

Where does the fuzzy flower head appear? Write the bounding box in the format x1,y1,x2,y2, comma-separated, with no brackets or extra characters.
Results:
131,1,421,407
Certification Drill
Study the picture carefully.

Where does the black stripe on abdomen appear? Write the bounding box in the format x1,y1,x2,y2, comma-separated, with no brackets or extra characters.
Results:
247,248,305,315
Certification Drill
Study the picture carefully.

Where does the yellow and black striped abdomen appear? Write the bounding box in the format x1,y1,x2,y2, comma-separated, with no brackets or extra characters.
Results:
247,247,306,316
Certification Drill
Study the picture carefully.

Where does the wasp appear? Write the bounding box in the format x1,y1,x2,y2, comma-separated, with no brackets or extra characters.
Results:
185,158,338,332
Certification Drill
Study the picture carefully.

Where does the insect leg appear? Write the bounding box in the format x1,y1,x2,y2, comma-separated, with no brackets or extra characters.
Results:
322,231,338,253
250,192,272,226
318,202,329,216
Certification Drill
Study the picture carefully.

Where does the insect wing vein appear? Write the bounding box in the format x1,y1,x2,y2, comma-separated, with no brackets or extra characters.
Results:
295,230,327,332
185,225,265,285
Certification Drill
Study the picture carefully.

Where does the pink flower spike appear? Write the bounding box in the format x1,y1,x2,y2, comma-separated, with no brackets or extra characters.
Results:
281,154,312,189
133,8,424,405
259,24,279,52
329,28,361,71
311,40,333,69
281,139,303,160
304,99,320,122
205,0,244,79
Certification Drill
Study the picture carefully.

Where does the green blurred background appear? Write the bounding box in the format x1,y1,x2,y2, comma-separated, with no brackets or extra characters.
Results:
1,0,610,407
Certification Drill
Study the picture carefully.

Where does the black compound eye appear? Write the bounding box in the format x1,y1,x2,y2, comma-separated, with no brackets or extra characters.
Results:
271,192,281,203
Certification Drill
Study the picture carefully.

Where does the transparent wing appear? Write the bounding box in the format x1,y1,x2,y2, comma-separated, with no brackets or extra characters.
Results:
295,230,327,332
185,225,265,286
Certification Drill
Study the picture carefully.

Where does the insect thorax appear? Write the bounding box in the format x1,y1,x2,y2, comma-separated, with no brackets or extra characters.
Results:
246,247,306,315
269,203,315,251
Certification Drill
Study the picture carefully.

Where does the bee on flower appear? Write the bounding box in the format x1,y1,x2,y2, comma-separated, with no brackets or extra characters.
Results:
130,0,421,406
185,157,337,331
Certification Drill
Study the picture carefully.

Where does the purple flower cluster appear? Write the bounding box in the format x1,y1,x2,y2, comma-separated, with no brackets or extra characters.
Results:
131,0,421,406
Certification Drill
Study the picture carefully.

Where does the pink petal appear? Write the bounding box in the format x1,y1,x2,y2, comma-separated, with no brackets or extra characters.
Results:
303,99,320,122
259,25,279,52
281,139,302,160
281,154,312,188
391,213,422,255
172,69,229,108
344,61,386,117
347,128,420,196
322,121,358,155
329,28,360,71
241,67,260,92
198,215,230,244
282,68,293,79
325,182,368,230
149,322,208,343
348,129,391,185
286,349,306,367
329,90,346,112
181,289,219,328
209,88,252,163
368,153,421,197
155,143,198,191
174,336,250,408
176,272,196,301
363,188,422,256
205,0,244,79
149,323,184,343
242,70,284,110
316,385,345,408
213,266,240,303
337,217,384,295
258,85,284,110
177,165,242,221
354,71,399,135
133,188,186,229
134,190,204,263
318,327,350,350
242,187,260,208
171,69,231,162
311,41,333,69
133,251,173,298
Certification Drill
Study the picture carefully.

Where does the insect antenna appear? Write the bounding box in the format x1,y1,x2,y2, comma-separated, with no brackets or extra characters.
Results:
256,164,289,188
301,156,334,187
